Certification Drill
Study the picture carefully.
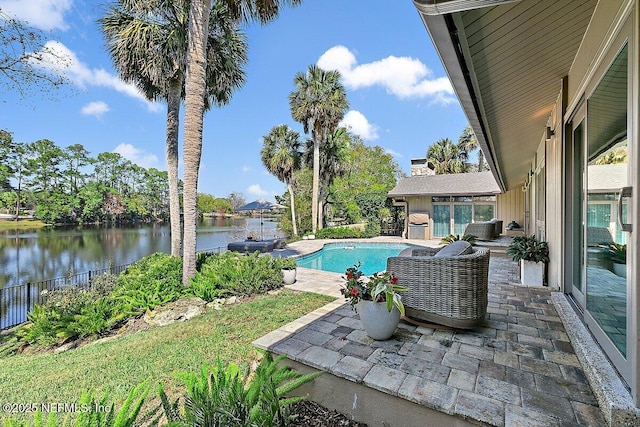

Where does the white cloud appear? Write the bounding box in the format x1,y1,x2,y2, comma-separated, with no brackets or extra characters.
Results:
242,165,250,173
81,101,109,118
247,184,268,196
317,45,456,104
0,0,72,31
113,143,160,169
339,110,378,141
384,148,403,158
32,41,162,112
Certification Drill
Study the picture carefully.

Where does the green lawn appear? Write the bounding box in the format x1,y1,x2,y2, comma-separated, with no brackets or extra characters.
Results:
0,219,48,231
0,290,333,420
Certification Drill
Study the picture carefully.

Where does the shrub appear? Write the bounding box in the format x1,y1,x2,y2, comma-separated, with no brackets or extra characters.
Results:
507,235,550,263
20,282,117,346
109,253,185,319
363,220,381,238
190,252,283,301
161,353,321,427
18,255,185,349
315,226,362,239
441,234,477,245
278,257,297,270
20,304,74,346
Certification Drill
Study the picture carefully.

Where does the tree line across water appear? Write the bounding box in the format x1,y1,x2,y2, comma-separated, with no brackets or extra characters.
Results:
0,129,239,225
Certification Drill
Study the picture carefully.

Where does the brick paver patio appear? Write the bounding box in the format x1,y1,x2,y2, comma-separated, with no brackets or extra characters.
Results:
255,239,606,426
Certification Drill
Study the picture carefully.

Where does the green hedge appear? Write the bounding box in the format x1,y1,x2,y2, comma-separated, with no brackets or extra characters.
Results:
190,251,284,300
10,251,290,353
315,226,363,239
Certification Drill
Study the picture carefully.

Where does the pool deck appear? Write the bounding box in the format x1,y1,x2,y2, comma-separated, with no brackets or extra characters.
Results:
254,236,615,426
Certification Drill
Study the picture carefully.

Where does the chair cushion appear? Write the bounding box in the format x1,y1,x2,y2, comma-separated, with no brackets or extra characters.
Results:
397,248,415,257
435,240,473,258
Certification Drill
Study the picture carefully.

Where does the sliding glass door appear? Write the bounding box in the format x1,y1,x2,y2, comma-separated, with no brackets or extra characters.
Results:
584,43,629,359
568,37,633,382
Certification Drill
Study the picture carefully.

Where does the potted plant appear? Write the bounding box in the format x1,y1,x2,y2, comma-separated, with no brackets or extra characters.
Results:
606,242,627,278
506,235,550,286
280,257,297,285
340,263,407,340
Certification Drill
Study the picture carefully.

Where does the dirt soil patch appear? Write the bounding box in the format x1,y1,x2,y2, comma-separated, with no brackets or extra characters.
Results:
289,400,367,426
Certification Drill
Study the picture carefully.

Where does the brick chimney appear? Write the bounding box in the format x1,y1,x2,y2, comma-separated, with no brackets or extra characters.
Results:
411,158,435,176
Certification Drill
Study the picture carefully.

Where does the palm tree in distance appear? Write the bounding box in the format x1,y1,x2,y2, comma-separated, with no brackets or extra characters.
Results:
261,125,302,236
289,65,349,233
181,0,302,284
458,124,484,172
427,138,467,174
100,0,247,258
303,126,350,228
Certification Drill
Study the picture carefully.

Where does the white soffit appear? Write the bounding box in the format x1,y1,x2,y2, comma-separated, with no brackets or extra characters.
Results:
416,0,597,190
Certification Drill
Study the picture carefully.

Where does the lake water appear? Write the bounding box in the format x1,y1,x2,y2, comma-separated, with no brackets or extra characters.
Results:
0,217,280,289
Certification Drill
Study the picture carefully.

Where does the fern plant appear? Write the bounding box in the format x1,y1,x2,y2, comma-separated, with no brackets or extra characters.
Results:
168,352,322,427
1,381,151,427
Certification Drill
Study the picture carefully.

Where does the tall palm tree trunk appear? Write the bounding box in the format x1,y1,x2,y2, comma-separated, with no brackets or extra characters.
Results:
166,77,182,256
311,127,320,233
287,181,298,236
182,0,211,285
317,186,324,230
478,151,484,172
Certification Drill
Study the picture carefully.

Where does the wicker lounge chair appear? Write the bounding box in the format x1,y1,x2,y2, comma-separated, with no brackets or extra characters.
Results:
464,222,496,240
387,246,490,329
493,220,503,236
587,226,614,246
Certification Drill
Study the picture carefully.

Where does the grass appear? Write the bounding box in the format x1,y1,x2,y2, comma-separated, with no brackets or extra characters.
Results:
0,290,334,419
0,219,48,230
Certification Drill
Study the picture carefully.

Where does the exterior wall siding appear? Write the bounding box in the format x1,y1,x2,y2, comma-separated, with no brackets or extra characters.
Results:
546,99,565,290
496,188,525,231
406,196,431,215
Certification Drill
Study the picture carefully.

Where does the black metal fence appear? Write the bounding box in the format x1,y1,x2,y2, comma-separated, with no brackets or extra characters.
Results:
0,263,132,330
0,246,228,331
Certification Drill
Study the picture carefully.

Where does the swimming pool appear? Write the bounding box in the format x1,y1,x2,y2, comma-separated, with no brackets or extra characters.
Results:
295,242,416,275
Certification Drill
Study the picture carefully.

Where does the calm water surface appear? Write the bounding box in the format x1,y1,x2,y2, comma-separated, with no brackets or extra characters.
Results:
0,217,280,289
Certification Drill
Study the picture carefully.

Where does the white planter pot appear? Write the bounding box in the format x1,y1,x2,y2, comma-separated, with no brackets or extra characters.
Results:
521,260,544,286
613,262,627,278
355,300,401,340
282,268,297,285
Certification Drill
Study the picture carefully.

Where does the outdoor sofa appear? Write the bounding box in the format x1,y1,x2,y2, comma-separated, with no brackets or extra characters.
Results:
387,241,490,329
227,238,286,253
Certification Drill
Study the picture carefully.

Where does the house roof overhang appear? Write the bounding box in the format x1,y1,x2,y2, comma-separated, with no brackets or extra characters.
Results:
413,0,598,191
388,170,501,198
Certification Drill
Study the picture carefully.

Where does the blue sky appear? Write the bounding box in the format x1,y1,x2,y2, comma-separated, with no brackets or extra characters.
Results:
0,0,469,201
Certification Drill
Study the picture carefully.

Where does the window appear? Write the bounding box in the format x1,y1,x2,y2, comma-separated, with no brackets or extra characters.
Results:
474,205,494,221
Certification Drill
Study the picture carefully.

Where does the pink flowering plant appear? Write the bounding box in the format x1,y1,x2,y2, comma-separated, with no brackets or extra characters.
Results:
340,262,407,315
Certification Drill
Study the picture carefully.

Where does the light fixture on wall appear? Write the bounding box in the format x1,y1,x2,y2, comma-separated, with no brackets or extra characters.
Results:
546,126,555,140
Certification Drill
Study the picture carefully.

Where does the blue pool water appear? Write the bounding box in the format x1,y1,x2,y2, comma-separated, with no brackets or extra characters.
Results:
295,242,416,275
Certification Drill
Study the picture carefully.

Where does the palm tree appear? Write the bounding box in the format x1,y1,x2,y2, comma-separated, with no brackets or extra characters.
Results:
303,127,350,228
289,65,349,232
181,0,301,284
458,125,484,172
100,0,247,258
261,125,302,236
427,138,468,174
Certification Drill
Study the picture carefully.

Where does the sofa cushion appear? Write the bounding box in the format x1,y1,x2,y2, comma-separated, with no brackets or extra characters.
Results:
397,248,414,257
435,240,473,258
